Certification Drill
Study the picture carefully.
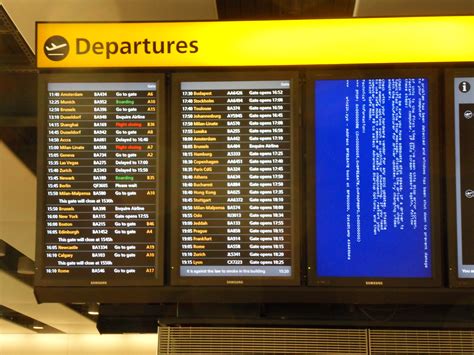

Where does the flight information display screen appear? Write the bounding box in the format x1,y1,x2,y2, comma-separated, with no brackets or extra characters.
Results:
171,73,300,286
36,74,164,286
311,74,436,285
451,76,474,281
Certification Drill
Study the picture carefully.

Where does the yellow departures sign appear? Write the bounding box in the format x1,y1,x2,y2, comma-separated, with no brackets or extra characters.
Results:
37,17,474,68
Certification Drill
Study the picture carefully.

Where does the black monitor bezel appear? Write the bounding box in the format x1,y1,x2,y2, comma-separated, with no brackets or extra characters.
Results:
445,68,474,288
305,69,442,287
169,71,302,286
34,72,166,287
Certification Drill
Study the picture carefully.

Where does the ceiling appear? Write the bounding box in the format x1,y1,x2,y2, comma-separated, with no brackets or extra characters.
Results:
1,0,473,335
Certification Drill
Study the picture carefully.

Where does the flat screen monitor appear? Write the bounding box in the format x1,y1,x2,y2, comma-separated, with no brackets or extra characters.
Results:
307,70,441,287
35,73,165,287
170,72,301,286
446,69,474,287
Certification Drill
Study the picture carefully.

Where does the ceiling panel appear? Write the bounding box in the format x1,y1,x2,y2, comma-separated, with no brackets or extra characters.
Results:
0,318,35,334
217,0,355,19
354,0,474,16
0,141,36,258
0,271,97,334
1,0,219,52
0,305,61,333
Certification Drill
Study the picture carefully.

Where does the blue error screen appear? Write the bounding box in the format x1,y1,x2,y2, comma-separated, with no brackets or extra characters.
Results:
314,78,431,278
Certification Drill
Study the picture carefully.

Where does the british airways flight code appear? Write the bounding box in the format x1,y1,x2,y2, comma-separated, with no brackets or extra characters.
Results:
43,81,160,283
176,80,294,281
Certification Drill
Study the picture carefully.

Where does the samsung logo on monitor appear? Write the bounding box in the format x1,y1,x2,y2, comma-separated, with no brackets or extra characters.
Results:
226,280,243,285
365,281,384,286
90,280,108,285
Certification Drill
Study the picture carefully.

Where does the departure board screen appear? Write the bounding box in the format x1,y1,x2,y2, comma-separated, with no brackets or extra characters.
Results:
308,72,439,286
451,75,474,282
170,73,300,286
36,74,164,286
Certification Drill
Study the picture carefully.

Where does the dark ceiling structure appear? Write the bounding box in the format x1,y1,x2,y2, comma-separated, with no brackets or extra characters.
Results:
216,0,355,20
0,5,37,175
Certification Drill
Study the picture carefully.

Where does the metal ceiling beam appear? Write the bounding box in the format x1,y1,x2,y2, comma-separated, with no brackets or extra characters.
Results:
0,5,34,66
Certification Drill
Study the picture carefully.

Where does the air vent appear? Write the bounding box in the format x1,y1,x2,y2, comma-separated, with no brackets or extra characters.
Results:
369,329,474,354
158,327,368,354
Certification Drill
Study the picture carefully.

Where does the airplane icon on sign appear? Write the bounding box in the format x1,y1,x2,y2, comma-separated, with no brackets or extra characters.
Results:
44,36,69,61
45,42,67,55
